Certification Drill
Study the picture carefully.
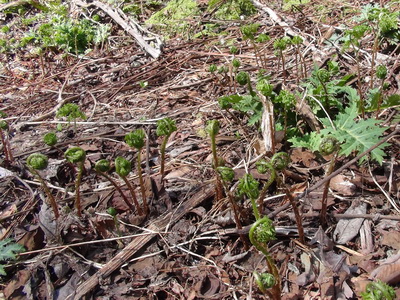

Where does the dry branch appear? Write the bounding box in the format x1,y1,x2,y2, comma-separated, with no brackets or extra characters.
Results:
72,0,163,59
70,185,214,300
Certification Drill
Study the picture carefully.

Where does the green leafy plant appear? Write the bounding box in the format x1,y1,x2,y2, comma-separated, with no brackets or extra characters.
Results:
0,239,24,276
219,93,263,126
114,156,144,215
290,102,389,164
64,147,86,217
56,103,87,135
124,130,148,214
320,102,388,164
27,153,60,219
302,63,354,116
95,159,142,215
156,118,177,179
361,280,396,300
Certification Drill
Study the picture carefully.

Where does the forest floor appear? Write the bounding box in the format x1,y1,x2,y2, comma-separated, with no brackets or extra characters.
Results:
0,0,399,299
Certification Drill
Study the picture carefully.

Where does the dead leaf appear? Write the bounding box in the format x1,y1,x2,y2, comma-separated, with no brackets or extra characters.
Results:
3,270,31,299
381,231,400,250
38,201,58,242
296,252,315,286
54,272,81,300
333,201,367,244
329,174,357,196
290,148,317,168
370,252,400,284
360,220,374,254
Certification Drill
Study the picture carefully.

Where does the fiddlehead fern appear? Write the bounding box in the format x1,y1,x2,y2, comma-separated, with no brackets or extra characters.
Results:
156,117,177,179
65,147,86,217
125,129,148,214
249,216,280,299
27,153,59,219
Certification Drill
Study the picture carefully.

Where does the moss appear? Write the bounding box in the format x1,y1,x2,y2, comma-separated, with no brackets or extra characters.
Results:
209,0,256,20
282,0,310,11
146,0,199,38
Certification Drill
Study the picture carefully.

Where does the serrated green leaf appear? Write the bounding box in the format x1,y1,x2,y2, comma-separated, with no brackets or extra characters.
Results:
0,239,24,276
320,102,389,164
288,131,321,152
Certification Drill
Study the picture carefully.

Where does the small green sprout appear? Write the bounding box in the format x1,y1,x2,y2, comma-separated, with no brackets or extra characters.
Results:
0,120,8,130
256,33,270,43
270,152,290,171
205,120,220,169
229,45,238,54
319,136,340,156
232,58,241,69
217,166,234,182
27,153,59,219
218,65,229,74
114,156,144,214
43,132,57,147
376,65,387,80
65,147,86,217
139,81,148,89
115,156,131,177
95,159,111,173
253,271,276,293
275,90,296,137
156,118,177,179
256,78,273,97
95,159,142,215
291,35,303,45
107,207,122,237
208,64,217,73
291,35,306,80
236,71,249,86
125,129,145,149
240,23,260,40
236,71,255,95
56,103,87,135
316,68,330,83
125,129,148,214
361,280,396,300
